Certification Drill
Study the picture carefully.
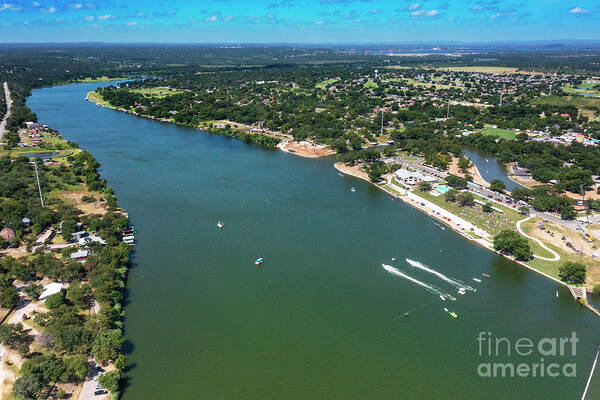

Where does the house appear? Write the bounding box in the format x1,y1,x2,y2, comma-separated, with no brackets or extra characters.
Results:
71,231,88,241
394,169,435,187
1,227,16,242
70,249,90,262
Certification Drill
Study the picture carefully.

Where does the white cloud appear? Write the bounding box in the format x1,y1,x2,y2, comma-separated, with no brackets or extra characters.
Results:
97,14,112,20
71,3,82,9
83,15,94,20
369,9,379,14
315,20,323,24
223,15,233,21
205,15,218,22
32,1,40,7
354,18,361,22
426,10,439,16
0,3,22,11
409,3,420,11
447,17,455,22
491,13,500,19
125,21,137,26
472,5,482,11
2,22,11,26
41,6,56,13
568,6,589,14
411,9,425,16
23,20,29,24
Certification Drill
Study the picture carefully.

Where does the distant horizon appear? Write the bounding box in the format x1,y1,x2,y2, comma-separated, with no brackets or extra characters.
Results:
0,1,598,43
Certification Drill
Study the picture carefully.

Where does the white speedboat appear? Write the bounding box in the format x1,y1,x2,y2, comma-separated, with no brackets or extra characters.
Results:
350,187,356,192
217,221,224,229
254,257,263,265
473,278,482,283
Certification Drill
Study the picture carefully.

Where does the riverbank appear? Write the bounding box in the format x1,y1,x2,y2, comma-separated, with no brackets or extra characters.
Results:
88,90,336,159
334,161,600,313
0,81,12,142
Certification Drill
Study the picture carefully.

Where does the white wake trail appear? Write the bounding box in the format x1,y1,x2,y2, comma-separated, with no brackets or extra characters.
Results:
406,258,475,292
381,264,456,301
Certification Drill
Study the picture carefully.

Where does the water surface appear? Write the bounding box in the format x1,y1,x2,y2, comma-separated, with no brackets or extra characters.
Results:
29,82,600,400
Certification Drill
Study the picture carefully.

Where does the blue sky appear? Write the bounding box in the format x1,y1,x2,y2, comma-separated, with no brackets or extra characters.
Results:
0,0,598,43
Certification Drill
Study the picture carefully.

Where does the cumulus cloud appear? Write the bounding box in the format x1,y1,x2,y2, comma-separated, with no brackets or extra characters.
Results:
125,21,137,26
83,15,94,20
411,9,424,16
568,6,589,14
205,15,218,22
41,6,56,13
223,15,233,21
369,9,379,14
71,3,83,9
0,3,22,11
315,20,323,24
32,1,40,7
491,12,500,19
97,14,112,20
426,10,439,16
409,3,420,11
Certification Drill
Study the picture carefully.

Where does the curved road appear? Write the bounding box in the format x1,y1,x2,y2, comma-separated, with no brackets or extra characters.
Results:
0,81,12,141
516,216,560,261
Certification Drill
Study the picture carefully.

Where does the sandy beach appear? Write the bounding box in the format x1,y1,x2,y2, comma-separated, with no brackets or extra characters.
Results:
277,140,336,158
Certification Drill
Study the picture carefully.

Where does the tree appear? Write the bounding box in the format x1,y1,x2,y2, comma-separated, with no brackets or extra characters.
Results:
24,283,43,300
61,220,78,241
367,161,387,182
518,206,529,215
12,373,42,400
92,329,124,364
45,291,66,310
458,156,471,173
559,262,586,285
98,370,120,393
444,188,458,202
0,323,33,350
0,285,20,308
418,181,432,192
560,205,576,220
493,230,533,261
489,179,506,193
511,187,531,202
482,202,493,213
445,175,468,189
457,192,475,207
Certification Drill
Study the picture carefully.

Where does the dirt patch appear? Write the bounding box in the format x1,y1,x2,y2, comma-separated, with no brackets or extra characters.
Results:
57,191,108,216
448,156,489,187
277,140,336,158
334,162,371,182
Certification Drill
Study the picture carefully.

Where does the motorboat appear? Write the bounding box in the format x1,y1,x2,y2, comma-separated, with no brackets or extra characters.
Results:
217,221,224,229
439,295,446,301
482,273,490,278
473,278,482,283
350,187,356,192
254,257,263,265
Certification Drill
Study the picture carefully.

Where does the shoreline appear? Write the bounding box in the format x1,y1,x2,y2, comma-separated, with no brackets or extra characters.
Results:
334,162,600,312
88,91,336,159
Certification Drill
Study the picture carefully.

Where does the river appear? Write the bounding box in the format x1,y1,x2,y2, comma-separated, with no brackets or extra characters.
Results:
28,82,600,400
464,149,522,192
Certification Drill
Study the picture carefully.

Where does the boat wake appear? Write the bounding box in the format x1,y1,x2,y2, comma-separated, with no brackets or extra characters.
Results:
381,264,456,301
406,258,476,292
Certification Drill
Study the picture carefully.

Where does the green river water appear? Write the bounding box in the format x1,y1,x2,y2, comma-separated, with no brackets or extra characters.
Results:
28,82,600,400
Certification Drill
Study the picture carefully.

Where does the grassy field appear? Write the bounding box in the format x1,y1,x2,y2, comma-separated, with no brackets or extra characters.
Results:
481,127,517,140
435,66,525,75
130,87,184,98
561,83,600,96
363,80,379,89
315,78,339,90
531,94,600,111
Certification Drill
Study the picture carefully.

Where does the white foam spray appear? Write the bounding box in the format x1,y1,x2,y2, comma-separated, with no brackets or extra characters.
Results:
406,258,476,292
381,264,456,301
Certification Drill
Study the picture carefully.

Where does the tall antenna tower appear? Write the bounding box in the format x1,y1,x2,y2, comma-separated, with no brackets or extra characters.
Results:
380,109,384,136
499,91,503,106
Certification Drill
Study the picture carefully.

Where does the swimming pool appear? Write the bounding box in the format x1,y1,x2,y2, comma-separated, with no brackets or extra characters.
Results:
437,185,450,194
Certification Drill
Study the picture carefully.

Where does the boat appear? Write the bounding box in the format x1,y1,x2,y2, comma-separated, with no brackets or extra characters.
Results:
556,291,559,298
443,308,448,312
217,221,224,229
473,278,482,283
458,288,466,295
337,173,344,177
254,257,263,265
391,257,396,261
350,187,356,192
449,312,458,318
403,312,409,317
439,295,446,301
482,273,490,278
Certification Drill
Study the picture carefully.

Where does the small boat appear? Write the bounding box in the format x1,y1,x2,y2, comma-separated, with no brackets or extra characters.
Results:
482,273,490,278
350,187,356,192
449,312,458,318
403,312,409,317
443,308,448,312
391,257,396,261
556,291,559,298
458,288,466,295
472,278,482,283
337,173,344,177
254,257,263,265
439,295,446,301
217,221,224,229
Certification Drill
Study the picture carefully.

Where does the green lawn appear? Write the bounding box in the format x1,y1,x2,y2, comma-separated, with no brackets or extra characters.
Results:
363,80,379,89
130,87,184,98
481,127,517,140
531,94,600,111
315,78,339,90
561,83,600,97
